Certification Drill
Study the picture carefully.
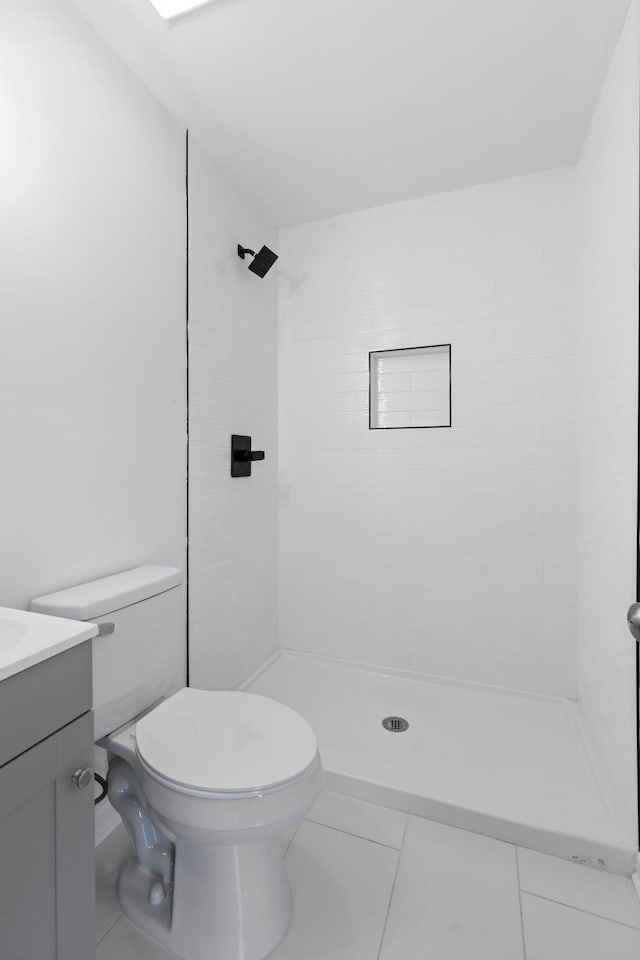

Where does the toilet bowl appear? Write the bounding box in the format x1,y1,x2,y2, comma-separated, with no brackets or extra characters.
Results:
106,687,324,960
30,566,324,960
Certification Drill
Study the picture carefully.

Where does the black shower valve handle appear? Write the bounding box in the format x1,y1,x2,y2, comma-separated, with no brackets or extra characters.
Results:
231,434,265,477
234,449,265,463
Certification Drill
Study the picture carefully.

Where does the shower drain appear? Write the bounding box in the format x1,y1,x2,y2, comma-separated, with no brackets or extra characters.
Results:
382,716,409,733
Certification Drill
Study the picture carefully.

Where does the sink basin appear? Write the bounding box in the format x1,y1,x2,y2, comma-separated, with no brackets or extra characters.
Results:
0,617,27,650
0,606,99,682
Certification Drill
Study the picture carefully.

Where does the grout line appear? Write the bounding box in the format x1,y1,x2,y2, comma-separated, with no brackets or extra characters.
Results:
100,914,176,959
376,814,409,960
304,814,407,851
96,910,122,947
520,890,640,932
515,846,528,960
284,820,303,856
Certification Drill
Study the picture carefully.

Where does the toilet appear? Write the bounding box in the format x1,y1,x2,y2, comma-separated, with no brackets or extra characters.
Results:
31,566,323,960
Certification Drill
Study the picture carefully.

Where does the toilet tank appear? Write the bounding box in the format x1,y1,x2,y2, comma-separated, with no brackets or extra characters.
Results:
32,566,185,740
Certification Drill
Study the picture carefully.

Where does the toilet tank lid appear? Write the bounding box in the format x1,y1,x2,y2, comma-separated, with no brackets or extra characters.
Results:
31,566,183,620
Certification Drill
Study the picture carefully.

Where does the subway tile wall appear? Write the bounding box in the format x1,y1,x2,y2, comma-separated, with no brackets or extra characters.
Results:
188,136,278,689
278,168,579,697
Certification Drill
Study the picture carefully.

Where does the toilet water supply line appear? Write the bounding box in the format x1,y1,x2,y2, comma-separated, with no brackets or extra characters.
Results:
107,758,175,896
94,772,108,804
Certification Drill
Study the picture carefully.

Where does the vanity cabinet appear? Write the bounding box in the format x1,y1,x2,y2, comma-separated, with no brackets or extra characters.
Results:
0,644,95,960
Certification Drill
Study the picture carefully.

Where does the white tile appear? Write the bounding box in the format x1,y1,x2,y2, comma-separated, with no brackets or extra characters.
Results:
306,790,407,848
279,167,579,701
521,893,640,960
188,136,278,693
96,916,173,960
95,825,131,943
379,816,524,960
518,847,640,929
270,819,398,960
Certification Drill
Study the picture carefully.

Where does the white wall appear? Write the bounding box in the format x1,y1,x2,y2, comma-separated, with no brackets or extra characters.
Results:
0,0,187,613
576,0,640,842
278,169,580,697
188,137,279,690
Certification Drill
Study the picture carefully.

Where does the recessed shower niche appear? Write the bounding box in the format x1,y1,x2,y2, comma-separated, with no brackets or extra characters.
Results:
369,344,452,429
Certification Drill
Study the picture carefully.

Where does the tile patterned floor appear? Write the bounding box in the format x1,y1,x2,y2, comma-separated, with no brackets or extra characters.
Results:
97,790,640,960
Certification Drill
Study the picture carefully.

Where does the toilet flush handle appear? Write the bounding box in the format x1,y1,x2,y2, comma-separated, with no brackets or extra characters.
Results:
72,768,94,790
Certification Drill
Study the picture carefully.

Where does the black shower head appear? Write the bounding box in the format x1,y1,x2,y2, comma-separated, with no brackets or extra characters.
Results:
237,244,278,278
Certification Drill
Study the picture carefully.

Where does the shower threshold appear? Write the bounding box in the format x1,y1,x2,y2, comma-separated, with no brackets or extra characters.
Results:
242,649,635,875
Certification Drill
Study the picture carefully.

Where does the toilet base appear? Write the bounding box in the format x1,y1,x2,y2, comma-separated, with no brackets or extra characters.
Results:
117,836,293,960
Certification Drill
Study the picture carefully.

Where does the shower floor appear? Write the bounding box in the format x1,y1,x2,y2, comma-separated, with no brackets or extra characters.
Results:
243,650,635,875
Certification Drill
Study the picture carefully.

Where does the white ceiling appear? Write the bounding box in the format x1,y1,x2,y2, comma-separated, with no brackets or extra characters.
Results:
70,0,630,227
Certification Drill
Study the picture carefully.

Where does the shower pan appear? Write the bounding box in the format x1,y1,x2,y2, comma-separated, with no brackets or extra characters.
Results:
243,651,635,876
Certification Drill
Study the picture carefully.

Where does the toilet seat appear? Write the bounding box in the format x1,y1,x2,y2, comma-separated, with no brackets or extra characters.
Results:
135,688,318,796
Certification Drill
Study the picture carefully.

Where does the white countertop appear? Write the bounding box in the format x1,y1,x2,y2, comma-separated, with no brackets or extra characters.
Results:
0,606,98,682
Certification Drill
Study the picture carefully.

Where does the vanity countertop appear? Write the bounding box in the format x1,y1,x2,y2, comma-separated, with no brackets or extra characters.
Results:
0,606,98,682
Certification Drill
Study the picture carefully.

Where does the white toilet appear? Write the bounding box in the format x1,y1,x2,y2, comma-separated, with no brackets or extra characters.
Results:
32,566,323,960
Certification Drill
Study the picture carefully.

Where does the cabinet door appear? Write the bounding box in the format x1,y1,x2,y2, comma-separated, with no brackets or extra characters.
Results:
0,712,95,960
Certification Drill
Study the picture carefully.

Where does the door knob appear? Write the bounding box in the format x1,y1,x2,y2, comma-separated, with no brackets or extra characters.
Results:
72,768,94,790
627,603,640,642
